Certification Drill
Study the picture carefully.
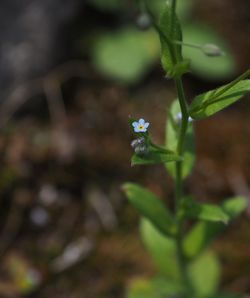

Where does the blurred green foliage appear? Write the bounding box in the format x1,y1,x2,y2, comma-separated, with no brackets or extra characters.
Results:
92,28,159,84
87,0,236,84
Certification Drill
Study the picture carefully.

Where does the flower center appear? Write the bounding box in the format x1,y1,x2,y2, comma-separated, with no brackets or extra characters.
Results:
139,125,144,130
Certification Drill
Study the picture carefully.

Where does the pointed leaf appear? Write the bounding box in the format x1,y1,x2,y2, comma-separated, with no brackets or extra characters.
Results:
123,183,176,236
182,197,229,224
184,196,247,259
166,100,195,178
140,218,179,280
158,2,183,74
131,149,180,166
189,79,250,120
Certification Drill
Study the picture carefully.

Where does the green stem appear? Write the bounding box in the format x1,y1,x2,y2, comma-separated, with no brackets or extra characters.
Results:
173,39,202,50
171,0,191,292
174,76,190,295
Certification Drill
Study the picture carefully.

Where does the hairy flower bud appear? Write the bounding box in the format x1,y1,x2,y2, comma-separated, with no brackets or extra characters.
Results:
201,43,224,57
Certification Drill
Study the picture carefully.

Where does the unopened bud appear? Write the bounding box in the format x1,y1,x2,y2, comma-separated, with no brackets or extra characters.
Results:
201,43,225,57
134,145,149,155
131,137,145,148
136,13,151,30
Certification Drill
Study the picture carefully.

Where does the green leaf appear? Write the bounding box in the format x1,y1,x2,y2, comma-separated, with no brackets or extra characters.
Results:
131,149,180,166
181,197,229,224
183,24,236,80
158,2,183,74
188,250,221,297
189,79,250,120
222,196,248,218
184,196,247,259
140,218,180,280
212,294,243,298
146,0,193,21
127,277,183,298
92,28,159,84
123,183,176,236
127,278,159,298
165,100,195,179
167,59,190,78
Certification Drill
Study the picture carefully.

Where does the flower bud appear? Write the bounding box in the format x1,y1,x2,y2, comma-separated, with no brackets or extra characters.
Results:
131,137,145,148
136,13,151,30
135,145,148,155
201,43,225,57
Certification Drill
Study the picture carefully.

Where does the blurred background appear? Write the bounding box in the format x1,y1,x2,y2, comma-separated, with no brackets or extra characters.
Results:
0,0,250,297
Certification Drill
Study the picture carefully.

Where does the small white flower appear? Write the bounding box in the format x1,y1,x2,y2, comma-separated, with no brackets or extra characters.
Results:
132,119,150,133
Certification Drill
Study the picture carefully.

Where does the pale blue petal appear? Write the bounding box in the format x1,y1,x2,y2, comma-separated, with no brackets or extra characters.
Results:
132,121,138,127
134,126,140,132
144,122,150,129
138,118,145,125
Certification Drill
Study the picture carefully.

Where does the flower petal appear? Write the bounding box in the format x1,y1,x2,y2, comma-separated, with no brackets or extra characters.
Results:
134,127,140,132
138,118,145,125
132,121,138,128
144,122,150,129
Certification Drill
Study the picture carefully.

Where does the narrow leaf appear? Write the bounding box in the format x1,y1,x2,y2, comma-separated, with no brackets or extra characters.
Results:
189,79,250,120
184,196,247,259
123,183,176,236
166,100,195,179
158,2,183,74
182,197,229,224
131,150,180,166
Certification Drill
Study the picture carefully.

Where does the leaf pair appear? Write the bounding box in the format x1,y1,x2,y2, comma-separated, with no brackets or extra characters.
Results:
184,196,247,259
139,194,246,298
140,218,220,297
123,182,246,240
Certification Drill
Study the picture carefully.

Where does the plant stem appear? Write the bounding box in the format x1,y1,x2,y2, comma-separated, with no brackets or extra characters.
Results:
174,76,190,294
170,0,191,291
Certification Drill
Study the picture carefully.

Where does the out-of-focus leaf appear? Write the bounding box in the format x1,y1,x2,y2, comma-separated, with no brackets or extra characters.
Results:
212,293,243,298
140,218,179,280
131,149,180,166
188,250,221,297
92,28,159,84
222,196,248,218
127,278,159,298
165,100,195,179
184,196,247,259
146,0,193,21
189,79,250,120
158,2,183,74
181,197,229,224
183,24,236,80
123,183,176,236
127,277,183,298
